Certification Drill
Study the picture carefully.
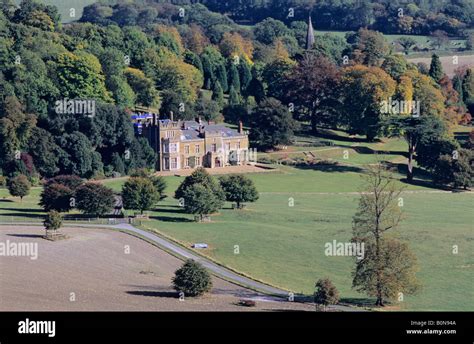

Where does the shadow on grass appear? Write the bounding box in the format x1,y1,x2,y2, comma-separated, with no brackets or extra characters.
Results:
340,297,375,307
0,213,44,219
300,128,374,144
294,163,364,173
212,288,259,299
154,207,186,214
350,145,407,157
149,215,194,223
383,162,451,191
0,207,44,213
126,290,178,298
0,199,14,203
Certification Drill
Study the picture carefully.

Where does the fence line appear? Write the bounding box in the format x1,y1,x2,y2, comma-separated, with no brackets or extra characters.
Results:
0,216,134,226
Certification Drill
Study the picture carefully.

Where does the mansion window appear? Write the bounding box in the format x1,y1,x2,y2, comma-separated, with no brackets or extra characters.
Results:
169,143,178,153
195,144,200,153
165,131,176,138
184,145,190,154
170,158,178,169
211,143,217,152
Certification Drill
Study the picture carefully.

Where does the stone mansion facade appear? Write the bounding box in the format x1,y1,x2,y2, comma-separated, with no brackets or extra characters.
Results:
139,114,251,171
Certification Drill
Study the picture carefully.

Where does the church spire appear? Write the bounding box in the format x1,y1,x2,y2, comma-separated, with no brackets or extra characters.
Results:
306,14,315,50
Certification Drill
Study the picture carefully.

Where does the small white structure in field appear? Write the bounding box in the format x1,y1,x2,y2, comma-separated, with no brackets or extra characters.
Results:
192,243,208,249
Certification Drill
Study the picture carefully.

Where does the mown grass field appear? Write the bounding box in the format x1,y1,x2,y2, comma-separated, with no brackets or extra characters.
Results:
1,132,472,311
14,0,96,23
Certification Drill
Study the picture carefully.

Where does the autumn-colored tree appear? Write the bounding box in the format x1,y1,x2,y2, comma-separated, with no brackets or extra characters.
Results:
314,278,340,311
347,28,390,66
439,75,467,126
219,31,253,63
340,65,396,140
184,24,209,55
271,38,291,61
145,47,203,103
154,24,184,55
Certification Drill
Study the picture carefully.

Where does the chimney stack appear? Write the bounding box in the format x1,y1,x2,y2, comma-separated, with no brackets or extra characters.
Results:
170,111,174,122
239,120,243,134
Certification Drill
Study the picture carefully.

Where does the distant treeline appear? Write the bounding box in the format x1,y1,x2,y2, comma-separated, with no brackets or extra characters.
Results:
89,0,473,36
200,0,473,35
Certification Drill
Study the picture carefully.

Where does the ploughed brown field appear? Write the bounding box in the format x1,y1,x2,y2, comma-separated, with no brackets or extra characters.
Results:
0,226,314,311
407,54,474,77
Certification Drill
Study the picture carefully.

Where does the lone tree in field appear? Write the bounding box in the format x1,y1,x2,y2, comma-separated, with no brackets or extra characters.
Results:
172,259,213,297
314,278,340,311
397,37,417,55
122,177,160,214
7,174,30,202
219,174,259,209
44,210,62,234
352,164,420,306
75,183,115,217
182,183,224,221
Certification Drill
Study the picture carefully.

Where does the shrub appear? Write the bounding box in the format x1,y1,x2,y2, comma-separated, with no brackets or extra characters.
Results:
172,259,213,297
314,278,340,310
44,210,63,231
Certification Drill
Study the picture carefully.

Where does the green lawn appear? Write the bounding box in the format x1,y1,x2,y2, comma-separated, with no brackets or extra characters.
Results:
140,188,473,311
